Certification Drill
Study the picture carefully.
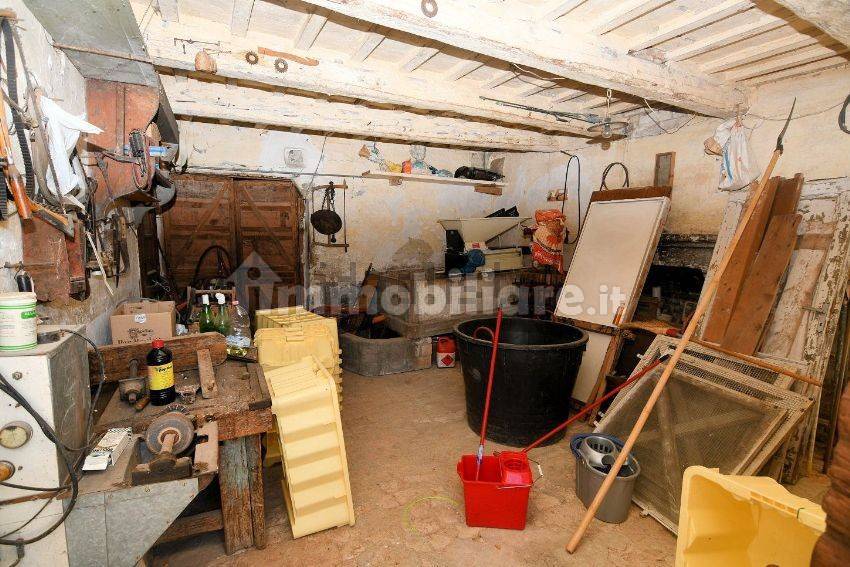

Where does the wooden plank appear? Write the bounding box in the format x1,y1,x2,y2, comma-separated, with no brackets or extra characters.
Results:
246,434,266,549
722,214,803,354
89,332,226,385
702,178,781,342
218,407,274,441
219,437,255,554
198,348,218,399
770,173,804,216
155,510,223,545
589,185,672,203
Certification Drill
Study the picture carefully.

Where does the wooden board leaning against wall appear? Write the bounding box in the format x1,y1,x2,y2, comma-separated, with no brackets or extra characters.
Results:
699,176,850,482
160,173,304,315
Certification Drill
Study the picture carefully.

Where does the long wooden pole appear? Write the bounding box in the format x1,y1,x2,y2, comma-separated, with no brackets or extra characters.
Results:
566,148,783,553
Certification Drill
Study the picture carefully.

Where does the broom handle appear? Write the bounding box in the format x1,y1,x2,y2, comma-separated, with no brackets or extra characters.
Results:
522,357,667,453
566,149,782,554
479,308,504,447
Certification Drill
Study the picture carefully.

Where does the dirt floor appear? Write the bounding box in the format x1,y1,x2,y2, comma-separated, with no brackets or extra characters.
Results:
154,366,679,566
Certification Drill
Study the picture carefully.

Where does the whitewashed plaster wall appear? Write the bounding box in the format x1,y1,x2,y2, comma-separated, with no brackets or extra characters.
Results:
178,67,850,287
0,0,141,343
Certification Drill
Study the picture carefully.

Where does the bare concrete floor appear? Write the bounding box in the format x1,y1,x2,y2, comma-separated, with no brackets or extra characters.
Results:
154,366,678,566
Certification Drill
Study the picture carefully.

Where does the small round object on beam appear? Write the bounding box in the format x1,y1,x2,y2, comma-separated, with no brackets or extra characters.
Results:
274,58,288,73
245,50,259,65
421,0,438,18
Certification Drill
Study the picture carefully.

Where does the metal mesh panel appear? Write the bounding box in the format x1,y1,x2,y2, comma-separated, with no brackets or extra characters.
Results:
596,337,812,533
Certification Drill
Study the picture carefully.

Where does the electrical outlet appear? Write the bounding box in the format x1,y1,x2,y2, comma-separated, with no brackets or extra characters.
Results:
285,148,305,168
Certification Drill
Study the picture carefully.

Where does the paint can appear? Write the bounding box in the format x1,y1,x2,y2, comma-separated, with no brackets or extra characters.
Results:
0,292,38,351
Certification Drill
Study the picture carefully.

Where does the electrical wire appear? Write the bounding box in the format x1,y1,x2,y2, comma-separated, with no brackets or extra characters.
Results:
599,162,630,190
559,151,582,245
641,98,699,134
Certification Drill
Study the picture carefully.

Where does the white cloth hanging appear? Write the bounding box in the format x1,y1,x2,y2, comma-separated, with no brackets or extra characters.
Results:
39,96,102,202
708,118,759,191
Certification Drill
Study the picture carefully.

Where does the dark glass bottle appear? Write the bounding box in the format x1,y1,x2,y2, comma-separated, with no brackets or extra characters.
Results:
147,338,176,405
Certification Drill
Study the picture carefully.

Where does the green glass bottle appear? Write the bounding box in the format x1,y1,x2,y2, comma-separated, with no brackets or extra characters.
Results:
215,293,231,336
199,294,216,332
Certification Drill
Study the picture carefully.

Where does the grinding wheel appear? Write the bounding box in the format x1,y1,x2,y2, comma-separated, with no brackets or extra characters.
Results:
145,411,194,454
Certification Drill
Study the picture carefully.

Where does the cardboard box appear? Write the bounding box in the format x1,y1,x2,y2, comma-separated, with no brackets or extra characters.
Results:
110,301,176,345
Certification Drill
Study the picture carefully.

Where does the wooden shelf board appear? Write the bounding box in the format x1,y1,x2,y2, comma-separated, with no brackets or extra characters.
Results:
362,170,506,193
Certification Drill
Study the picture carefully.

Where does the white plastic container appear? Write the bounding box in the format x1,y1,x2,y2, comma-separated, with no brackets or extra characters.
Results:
0,292,38,351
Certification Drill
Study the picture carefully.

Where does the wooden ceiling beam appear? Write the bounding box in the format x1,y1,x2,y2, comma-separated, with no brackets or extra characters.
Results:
663,14,785,61
723,45,848,81
400,46,439,72
771,0,850,48
745,56,849,85
482,70,517,89
444,60,485,81
230,0,255,37
538,0,587,21
350,28,384,62
592,0,671,35
702,35,819,73
139,13,591,135
298,0,745,117
161,74,570,151
628,0,753,52
294,12,328,50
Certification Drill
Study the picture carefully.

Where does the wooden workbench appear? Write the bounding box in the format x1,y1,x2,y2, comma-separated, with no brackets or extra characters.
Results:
96,360,273,554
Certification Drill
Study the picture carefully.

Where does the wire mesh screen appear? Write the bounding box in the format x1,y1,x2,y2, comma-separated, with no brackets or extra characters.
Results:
596,337,812,533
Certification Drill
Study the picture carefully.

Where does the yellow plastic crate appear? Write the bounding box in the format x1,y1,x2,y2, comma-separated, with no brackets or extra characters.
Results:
676,466,825,567
264,356,355,538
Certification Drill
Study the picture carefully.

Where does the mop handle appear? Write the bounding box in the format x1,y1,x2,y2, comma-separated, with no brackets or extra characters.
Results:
521,354,669,453
479,308,504,447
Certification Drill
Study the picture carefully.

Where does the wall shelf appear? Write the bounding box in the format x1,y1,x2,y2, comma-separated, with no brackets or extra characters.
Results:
361,170,505,195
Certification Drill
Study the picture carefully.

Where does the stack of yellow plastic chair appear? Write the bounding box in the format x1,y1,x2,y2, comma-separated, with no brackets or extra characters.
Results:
263,356,355,538
255,307,342,397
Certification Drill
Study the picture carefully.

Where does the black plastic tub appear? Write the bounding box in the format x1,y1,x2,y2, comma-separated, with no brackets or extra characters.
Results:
454,317,588,447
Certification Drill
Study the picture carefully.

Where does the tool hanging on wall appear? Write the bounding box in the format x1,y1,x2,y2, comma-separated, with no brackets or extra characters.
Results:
310,180,349,251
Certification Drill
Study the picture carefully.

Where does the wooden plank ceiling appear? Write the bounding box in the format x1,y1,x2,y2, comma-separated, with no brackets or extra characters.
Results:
128,0,850,150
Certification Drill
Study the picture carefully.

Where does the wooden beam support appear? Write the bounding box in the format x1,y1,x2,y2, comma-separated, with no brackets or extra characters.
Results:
230,0,255,37
702,35,820,73
140,12,592,134
745,55,849,85
294,12,327,50
772,0,850,48
157,0,178,22
298,0,745,117
723,45,848,81
444,59,485,81
350,28,384,62
538,0,587,21
663,14,785,61
628,1,753,52
400,46,439,72
482,70,517,89
591,0,671,35
162,75,569,151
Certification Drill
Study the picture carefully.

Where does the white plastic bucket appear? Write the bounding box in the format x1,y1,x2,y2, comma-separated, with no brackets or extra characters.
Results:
0,292,37,351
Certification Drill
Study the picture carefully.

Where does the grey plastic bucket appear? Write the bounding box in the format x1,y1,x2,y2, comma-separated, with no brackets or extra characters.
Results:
571,434,641,524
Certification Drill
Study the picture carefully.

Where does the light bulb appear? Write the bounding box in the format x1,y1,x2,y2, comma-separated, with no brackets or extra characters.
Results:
602,122,612,139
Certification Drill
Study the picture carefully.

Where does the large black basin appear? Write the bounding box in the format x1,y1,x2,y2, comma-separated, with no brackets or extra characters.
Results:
454,317,588,447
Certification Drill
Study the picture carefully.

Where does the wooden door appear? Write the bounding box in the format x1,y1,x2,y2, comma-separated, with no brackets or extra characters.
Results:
162,174,302,311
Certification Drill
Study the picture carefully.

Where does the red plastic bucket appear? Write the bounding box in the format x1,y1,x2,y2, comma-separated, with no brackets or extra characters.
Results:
457,451,532,530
